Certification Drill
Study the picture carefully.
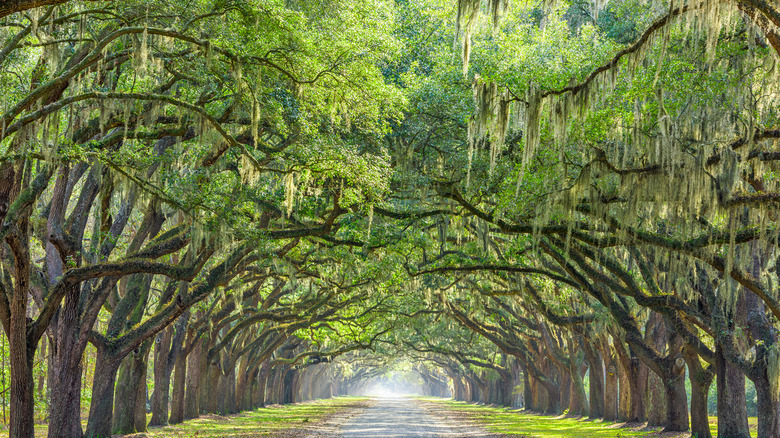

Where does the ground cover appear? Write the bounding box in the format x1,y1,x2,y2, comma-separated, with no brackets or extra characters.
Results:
137,396,369,438
417,398,758,438
28,397,369,438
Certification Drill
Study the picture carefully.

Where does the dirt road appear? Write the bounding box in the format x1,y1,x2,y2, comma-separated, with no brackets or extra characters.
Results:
330,396,499,438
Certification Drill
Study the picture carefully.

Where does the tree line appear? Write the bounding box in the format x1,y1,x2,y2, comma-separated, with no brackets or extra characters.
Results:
1,0,779,437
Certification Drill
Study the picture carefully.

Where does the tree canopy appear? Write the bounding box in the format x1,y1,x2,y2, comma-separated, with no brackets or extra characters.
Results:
0,0,779,437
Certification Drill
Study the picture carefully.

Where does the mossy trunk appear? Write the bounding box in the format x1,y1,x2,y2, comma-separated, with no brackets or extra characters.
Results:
206,362,221,413
628,357,648,422
716,345,750,438
184,338,202,419
134,365,147,432
112,347,149,434
663,358,688,432
48,288,84,438
584,343,605,419
169,350,187,424
754,373,780,438
149,327,173,426
84,351,122,438
646,370,666,427
686,361,713,438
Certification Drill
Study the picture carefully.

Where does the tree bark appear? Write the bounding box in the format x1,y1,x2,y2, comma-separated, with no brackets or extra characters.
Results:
184,338,202,419
216,367,229,414
206,361,221,413
601,337,618,422
614,341,631,421
48,287,84,438
169,348,188,424
646,370,666,427
84,349,122,438
134,363,148,433
754,372,780,438
225,365,237,413
0,0,101,20
113,356,138,434
112,341,151,434
584,340,605,419
628,356,648,422
645,313,667,428
567,356,589,416
522,366,532,410
8,335,35,438
256,360,271,408
684,346,713,438
149,326,174,426
4,163,38,438
744,252,780,438
662,357,688,432
716,345,750,438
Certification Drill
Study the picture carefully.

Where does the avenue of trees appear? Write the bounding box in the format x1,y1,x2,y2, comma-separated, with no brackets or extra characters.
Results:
0,0,778,437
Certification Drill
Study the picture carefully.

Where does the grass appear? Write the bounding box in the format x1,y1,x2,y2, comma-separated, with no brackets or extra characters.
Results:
417,397,655,437
138,396,369,437
417,398,758,437
30,396,368,437
708,415,758,437
420,398,759,437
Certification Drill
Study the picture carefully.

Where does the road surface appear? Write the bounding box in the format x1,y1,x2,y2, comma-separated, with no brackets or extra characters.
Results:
333,396,498,438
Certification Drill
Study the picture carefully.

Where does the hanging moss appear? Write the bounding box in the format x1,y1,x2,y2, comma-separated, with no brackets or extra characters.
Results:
516,83,542,197
455,0,508,75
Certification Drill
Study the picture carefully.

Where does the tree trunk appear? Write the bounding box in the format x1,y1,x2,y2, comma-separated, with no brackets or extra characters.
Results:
112,341,151,435
542,380,560,414
603,362,618,422
628,356,648,422
452,376,463,401
169,348,188,424
206,362,221,413
8,337,35,438
234,357,249,410
684,347,713,438
614,341,631,422
662,357,688,432
217,369,229,414
225,365,237,413
243,368,259,410
499,372,513,406
754,372,780,438
522,367,532,410
84,350,122,438
601,337,618,422
560,368,571,411
743,257,780,438
48,289,84,438
646,369,666,427
184,338,202,419
134,361,148,432
257,360,271,408
584,341,604,419
567,358,588,416
198,341,213,413
716,345,750,438
113,356,139,434
645,312,666,427
6,167,36,438
149,327,173,426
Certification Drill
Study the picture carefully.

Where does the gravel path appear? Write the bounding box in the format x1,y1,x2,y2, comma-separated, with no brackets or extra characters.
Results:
329,396,500,438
